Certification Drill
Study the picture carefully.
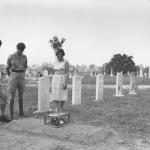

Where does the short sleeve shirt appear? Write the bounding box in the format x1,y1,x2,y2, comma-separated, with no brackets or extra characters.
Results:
6,52,27,71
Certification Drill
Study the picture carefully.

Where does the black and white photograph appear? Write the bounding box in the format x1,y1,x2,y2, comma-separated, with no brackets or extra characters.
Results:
0,0,150,149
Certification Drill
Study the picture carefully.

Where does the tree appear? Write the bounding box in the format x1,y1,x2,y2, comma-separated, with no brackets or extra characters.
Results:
101,63,107,74
143,66,149,74
106,53,136,75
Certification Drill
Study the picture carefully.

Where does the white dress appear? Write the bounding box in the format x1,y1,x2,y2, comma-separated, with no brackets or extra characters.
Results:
51,60,69,101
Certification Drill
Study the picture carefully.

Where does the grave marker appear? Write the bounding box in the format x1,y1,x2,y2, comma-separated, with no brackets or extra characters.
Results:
139,65,143,77
34,76,51,113
114,72,124,97
95,74,104,101
72,75,81,105
43,69,48,76
128,73,136,95
110,68,113,76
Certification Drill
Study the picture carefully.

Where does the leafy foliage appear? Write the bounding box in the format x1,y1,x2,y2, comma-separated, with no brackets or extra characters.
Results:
105,54,136,75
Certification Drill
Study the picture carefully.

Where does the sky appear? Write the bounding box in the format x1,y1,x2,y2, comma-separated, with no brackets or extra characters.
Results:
0,0,150,67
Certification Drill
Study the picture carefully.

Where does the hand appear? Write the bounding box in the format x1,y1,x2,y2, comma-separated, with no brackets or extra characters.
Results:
63,83,67,89
62,38,66,41
49,40,53,43
49,86,52,93
6,101,10,105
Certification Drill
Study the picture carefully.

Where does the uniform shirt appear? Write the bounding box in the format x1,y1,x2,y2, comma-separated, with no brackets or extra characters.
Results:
6,52,27,71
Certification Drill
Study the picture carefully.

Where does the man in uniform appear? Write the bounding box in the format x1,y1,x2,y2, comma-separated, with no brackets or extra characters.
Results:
6,42,28,120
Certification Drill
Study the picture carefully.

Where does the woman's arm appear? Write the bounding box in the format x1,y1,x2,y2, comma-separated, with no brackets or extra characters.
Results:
63,61,69,89
65,61,69,83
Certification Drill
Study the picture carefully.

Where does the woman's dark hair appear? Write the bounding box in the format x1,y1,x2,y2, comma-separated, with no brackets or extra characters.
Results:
16,42,26,50
56,48,65,56
0,40,2,46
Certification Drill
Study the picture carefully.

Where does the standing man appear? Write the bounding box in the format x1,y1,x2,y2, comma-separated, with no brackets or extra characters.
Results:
6,42,27,120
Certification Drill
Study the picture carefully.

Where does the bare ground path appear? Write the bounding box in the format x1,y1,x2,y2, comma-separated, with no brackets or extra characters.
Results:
0,118,150,150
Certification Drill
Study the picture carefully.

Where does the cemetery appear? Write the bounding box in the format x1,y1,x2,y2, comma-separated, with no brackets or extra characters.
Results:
1,48,150,150
1,0,150,149
1,69,150,149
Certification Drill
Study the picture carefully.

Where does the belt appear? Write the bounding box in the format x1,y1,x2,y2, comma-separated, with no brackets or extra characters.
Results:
11,69,25,73
55,72,66,75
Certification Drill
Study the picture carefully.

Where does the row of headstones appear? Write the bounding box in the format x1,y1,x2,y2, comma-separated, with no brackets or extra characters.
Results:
35,72,136,113
0,67,150,79
139,67,150,78
96,72,136,99
90,68,150,78
40,68,150,78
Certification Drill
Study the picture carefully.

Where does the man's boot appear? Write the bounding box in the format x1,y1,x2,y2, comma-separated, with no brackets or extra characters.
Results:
9,100,14,120
19,97,23,115
19,98,28,117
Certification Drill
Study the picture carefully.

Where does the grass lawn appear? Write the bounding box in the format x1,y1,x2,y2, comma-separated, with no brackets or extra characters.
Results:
2,83,150,141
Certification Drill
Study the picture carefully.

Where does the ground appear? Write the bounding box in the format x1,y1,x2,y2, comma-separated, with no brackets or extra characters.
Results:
1,76,150,149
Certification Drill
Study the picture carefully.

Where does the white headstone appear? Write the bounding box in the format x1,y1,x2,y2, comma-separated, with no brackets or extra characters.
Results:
35,76,51,113
90,69,93,76
72,75,81,105
110,68,113,76
139,65,143,77
43,69,48,76
144,72,147,78
95,74,104,101
74,69,77,76
128,73,136,95
114,72,124,97
69,73,72,78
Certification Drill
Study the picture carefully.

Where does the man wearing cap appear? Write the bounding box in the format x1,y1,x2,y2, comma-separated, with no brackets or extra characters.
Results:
6,42,28,120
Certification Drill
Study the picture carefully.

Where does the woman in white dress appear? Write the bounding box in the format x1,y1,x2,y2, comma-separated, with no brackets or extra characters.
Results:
51,48,69,112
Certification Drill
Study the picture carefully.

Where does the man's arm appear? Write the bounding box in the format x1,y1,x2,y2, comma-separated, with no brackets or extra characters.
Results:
6,56,11,76
65,61,69,84
24,55,28,70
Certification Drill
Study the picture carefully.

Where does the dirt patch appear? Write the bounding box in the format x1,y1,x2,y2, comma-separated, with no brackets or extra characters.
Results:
0,118,132,150
2,118,122,146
